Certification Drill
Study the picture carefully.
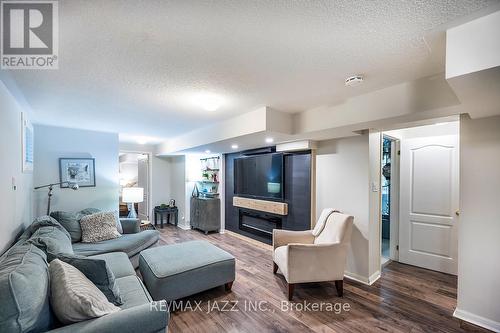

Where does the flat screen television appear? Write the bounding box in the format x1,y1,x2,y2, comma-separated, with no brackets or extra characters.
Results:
234,153,284,200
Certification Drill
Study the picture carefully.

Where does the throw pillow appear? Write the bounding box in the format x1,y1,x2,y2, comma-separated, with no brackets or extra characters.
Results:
50,253,123,305
50,211,83,243
28,226,74,256
80,212,121,243
22,215,71,241
49,259,120,324
50,208,102,243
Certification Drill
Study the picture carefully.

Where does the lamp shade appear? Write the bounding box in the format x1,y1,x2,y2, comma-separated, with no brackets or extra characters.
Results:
122,187,144,203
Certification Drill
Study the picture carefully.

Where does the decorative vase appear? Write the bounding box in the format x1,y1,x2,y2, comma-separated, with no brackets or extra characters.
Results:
192,183,199,197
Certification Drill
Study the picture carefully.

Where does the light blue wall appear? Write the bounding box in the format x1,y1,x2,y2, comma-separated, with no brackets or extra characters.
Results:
0,81,33,255
33,125,119,216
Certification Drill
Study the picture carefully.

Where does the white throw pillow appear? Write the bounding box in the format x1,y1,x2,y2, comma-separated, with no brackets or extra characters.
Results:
49,259,120,324
312,208,335,237
80,212,121,243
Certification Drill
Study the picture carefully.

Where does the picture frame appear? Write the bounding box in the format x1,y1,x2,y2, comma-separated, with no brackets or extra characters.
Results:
21,112,34,173
59,158,96,188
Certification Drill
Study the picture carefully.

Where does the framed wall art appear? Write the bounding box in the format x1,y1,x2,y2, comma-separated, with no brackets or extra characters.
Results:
59,158,96,187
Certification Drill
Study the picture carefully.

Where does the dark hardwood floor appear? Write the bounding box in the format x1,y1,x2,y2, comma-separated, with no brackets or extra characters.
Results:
156,225,490,333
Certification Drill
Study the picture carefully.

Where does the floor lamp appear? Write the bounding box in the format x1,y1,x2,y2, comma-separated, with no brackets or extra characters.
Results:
34,181,79,215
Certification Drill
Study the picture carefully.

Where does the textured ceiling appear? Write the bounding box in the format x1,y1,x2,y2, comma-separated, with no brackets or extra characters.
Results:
3,0,498,142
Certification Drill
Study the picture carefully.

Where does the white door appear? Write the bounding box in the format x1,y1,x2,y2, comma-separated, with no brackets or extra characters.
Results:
399,135,459,275
137,155,149,221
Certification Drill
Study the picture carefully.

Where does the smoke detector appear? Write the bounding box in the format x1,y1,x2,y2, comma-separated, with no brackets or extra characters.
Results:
345,75,364,87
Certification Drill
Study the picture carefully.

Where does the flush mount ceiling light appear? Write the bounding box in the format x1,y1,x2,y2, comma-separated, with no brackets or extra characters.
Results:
136,136,149,145
205,150,211,154
231,144,238,149
345,75,364,87
265,138,274,143
192,93,224,111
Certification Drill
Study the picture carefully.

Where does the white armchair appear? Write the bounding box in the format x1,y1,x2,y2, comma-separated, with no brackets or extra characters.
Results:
272,210,353,300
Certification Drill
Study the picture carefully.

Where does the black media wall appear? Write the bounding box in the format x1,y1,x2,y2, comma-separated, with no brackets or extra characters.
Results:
225,149,312,244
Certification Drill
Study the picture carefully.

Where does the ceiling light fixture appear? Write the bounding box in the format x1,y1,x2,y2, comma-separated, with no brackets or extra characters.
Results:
265,138,274,143
345,75,364,87
136,137,148,145
193,93,224,112
231,144,238,149
205,150,211,154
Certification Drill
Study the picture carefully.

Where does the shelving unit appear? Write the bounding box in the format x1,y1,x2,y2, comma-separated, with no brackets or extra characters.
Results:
198,156,220,198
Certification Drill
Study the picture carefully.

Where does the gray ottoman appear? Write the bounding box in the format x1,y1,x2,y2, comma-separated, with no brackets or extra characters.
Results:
139,240,235,301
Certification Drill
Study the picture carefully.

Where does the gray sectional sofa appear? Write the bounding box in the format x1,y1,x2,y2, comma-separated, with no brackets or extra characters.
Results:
0,212,168,333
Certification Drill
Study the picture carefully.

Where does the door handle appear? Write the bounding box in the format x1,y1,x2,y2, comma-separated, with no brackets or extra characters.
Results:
455,211,460,216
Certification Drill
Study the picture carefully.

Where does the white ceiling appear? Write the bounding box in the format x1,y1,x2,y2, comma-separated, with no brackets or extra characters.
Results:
3,0,499,143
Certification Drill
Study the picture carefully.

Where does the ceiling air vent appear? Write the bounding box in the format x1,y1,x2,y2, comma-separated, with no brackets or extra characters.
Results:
345,75,364,87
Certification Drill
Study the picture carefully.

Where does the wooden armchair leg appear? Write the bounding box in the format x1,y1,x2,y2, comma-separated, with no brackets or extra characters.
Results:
287,283,295,301
273,262,278,274
335,280,343,297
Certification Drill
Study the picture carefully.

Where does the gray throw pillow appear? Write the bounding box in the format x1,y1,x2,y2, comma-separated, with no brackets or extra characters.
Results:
50,208,101,243
50,209,124,242
28,226,74,256
80,212,121,243
49,253,123,305
50,211,83,243
49,259,120,324
21,215,71,241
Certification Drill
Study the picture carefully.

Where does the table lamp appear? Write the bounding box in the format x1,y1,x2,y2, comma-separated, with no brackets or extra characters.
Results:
122,187,144,218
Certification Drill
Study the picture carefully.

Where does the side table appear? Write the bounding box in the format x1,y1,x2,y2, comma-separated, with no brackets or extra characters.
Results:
154,206,178,228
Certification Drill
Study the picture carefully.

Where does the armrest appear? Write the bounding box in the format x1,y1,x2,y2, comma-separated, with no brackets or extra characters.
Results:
47,302,169,333
120,218,140,234
272,229,314,250
286,243,348,283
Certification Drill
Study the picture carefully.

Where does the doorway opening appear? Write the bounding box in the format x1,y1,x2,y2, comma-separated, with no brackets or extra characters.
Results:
381,135,399,267
379,119,460,275
119,152,150,221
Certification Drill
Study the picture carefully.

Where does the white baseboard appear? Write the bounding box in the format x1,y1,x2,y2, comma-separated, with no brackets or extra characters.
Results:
344,270,381,286
368,270,381,285
177,223,191,230
453,308,500,332
344,271,369,285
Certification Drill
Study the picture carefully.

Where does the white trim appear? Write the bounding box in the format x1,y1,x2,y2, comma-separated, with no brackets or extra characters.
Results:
344,270,381,286
369,270,381,285
119,149,153,220
344,271,369,284
453,308,500,332
177,223,191,230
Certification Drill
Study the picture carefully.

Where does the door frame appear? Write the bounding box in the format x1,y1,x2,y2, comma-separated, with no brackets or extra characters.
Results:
119,150,152,220
380,134,401,269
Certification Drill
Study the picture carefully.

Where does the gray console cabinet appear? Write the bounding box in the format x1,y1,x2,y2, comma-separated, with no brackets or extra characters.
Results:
190,197,221,234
